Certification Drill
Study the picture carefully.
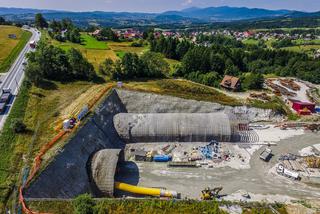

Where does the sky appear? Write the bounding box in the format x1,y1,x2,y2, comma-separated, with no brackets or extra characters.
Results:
0,0,320,13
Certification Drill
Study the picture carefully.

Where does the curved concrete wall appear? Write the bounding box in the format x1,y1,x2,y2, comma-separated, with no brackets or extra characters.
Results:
114,113,234,142
91,149,121,197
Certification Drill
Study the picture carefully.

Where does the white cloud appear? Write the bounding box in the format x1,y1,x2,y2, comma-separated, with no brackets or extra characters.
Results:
182,0,193,6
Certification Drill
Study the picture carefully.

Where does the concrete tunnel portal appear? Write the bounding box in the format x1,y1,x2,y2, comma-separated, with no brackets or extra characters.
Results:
90,112,246,197
24,90,250,199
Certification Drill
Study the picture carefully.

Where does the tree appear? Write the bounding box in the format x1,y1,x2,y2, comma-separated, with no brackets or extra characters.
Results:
73,194,95,214
11,119,27,133
26,42,96,83
68,28,81,43
0,16,5,25
99,28,118,41
242,72,264,90
34,13,48,29
99,58,115,76
67,48,96,80
140,51,168,78
25,62,43,85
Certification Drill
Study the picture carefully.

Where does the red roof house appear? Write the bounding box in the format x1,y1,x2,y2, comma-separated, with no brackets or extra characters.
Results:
288,99,315,115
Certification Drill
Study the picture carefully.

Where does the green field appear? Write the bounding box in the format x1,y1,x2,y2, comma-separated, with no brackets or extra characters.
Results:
242,38,260,45
0,25,31,73
43,31,147,70
80,34,108,49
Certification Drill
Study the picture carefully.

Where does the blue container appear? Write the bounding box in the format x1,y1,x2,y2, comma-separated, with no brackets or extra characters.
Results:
315,107,320,113
153,155,172,162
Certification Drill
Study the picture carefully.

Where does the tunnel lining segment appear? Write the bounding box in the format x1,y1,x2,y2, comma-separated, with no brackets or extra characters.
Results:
91,149,121,196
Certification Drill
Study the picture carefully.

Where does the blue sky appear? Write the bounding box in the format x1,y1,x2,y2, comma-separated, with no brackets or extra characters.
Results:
0,0,320,12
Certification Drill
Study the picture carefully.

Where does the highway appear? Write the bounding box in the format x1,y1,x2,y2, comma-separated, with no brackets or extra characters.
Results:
0,27,41,130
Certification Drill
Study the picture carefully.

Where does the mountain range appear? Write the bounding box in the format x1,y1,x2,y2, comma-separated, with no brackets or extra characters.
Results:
1,6,320,27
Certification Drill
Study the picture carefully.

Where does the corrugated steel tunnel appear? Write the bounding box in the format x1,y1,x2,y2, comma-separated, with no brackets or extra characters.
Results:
114,112,242,143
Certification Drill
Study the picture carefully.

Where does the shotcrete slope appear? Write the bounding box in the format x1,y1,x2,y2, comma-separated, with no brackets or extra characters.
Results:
25,90,127,198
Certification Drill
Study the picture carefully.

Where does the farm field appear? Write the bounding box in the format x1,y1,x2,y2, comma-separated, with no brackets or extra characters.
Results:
0,25,31,73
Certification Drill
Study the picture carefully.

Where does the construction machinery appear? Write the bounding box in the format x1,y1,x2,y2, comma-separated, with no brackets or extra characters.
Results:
305,156,320,168
276,164,300,180
260,148,273,162
200,186,223,200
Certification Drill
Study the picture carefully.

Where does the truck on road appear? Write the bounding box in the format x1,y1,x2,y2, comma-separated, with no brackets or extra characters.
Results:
276,164,300,180
0,88,12,114
29,40,36,49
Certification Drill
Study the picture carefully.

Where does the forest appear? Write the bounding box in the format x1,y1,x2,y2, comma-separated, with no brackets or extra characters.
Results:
149,34,320,88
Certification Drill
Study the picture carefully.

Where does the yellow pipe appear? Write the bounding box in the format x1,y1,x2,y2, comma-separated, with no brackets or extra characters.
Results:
115,182,178,198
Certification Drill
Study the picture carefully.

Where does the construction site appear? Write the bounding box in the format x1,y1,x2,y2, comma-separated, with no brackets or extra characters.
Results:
20,88,320,211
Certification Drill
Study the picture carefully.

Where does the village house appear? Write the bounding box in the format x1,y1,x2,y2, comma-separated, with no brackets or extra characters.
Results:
220,75,241,91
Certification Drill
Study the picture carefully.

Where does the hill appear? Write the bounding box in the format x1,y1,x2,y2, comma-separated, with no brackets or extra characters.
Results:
0,6,320,27
163,6,291,21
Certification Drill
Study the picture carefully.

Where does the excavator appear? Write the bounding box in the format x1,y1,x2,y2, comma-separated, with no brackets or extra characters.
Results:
201,186,223,200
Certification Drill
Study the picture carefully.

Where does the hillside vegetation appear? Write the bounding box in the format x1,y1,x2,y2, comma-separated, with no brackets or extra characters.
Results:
42,31,147,70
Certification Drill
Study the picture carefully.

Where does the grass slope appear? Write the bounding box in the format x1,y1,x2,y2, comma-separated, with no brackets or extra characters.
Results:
0,26,31,73
0,81,94,210
0,82,31,209
123,79,241,106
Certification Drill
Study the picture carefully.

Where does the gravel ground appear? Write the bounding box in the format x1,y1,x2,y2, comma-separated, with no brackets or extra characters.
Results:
117,132,320,201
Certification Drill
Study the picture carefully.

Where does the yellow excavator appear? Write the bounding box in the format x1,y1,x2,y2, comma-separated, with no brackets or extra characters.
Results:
201,186,223,200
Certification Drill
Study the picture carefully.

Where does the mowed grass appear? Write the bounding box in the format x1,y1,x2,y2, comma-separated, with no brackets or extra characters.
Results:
0,81,95,208
0,25,31,73
123,79,241,106
80,34,108,49
108,41,148,56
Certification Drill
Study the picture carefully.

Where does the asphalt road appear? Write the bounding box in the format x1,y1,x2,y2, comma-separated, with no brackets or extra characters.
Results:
0,27,41,130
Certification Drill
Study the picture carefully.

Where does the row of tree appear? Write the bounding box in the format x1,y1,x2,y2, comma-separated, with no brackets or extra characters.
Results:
99,51,169,80
48,19,81,43
94,27,119,42
25,41,96,85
